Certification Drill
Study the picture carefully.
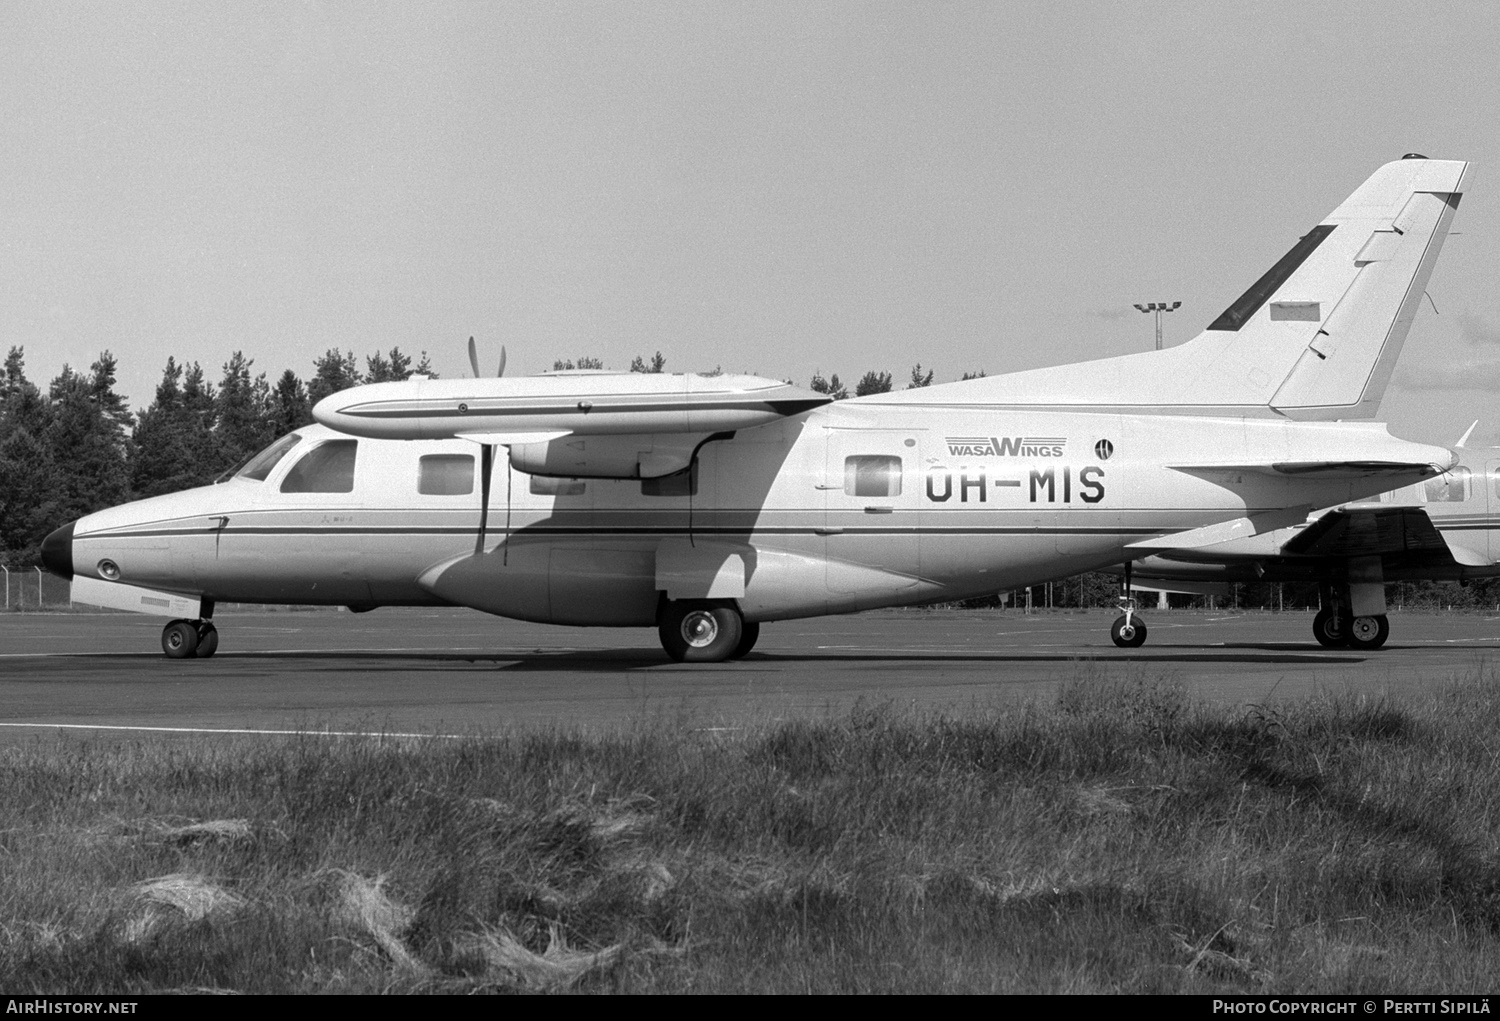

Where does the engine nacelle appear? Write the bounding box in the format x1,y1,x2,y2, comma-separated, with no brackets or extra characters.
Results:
508,433,706,480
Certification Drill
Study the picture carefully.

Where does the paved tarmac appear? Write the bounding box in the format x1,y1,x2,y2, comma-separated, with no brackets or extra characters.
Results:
1,607,1498,743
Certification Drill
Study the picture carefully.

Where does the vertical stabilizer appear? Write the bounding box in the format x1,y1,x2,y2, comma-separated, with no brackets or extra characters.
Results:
870,156,1471,415
1267,160,1469,417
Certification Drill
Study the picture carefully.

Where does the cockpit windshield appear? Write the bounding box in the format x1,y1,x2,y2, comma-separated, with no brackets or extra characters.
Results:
236,434,303,482
280,440,358,494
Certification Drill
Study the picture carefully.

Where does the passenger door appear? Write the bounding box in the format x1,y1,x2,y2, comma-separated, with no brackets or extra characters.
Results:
823,427,921,593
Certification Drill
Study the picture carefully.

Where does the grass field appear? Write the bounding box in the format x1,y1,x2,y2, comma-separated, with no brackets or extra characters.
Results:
3,666,1499,993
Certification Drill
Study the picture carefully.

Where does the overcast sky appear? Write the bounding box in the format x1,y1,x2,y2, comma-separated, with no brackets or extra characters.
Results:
4,1,1499,446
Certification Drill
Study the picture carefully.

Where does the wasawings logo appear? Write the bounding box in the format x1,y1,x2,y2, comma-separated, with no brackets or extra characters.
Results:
945,436,1066,457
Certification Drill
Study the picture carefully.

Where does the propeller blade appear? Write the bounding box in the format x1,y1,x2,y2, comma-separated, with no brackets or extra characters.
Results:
475,444,493,555
467,336,480,379
497,345,507,378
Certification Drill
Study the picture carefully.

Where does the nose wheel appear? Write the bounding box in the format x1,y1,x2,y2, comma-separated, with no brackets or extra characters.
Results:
1111,612,1148,648
1109,561,1148,648
161,618,218,659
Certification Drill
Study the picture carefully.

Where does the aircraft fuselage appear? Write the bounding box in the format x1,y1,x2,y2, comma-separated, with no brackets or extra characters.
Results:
51,404,1450,629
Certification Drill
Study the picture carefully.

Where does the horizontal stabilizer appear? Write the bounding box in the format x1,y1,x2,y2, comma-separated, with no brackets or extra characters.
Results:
1170,460,1447,480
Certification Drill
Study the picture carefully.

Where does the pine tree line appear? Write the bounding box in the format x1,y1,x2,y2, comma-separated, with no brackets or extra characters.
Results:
0,346,432,565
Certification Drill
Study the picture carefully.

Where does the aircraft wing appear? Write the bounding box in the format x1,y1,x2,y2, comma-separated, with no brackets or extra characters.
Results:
314,373,830,479
313,373,830,441
1278,504,1454,558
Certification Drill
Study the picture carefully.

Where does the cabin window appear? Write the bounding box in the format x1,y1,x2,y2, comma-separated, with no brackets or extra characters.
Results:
237,434,302,482
641,464,698,497
280,440,358,494
844,455,903,498
418,454,475,496
1424,467,1471,503
530,475,587,497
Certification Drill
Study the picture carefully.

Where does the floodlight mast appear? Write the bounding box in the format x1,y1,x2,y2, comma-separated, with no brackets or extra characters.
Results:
1133,301,1182,350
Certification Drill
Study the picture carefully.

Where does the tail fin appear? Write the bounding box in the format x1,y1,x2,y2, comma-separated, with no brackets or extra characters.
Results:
875,156,1471,416
1263,157,1469,418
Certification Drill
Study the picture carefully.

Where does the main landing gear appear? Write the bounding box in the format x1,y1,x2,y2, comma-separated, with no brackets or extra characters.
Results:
1110,561,1147,648
1312,580,1390,650
161,599,218,659
1312,608,1389,650
658,599,758,663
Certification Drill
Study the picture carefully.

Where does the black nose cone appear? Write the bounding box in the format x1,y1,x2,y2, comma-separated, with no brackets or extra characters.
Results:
41,522,74,580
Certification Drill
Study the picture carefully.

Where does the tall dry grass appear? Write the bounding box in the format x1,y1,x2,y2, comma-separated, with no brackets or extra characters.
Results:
3,664,1499,992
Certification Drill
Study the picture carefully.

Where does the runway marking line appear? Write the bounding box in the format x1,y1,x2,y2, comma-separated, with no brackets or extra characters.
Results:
0,722,461,740
0,648,568,659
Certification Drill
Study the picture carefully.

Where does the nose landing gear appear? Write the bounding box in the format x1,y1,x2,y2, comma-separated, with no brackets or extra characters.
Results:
1110,561,1148,648
161,599,218,659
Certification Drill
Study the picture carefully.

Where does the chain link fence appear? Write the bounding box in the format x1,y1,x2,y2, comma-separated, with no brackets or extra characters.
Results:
1,567,71,609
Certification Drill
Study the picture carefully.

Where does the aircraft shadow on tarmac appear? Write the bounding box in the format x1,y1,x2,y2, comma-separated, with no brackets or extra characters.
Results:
152,646,1370,672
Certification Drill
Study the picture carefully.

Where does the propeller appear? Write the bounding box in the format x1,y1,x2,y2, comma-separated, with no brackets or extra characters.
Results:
467,336,507,378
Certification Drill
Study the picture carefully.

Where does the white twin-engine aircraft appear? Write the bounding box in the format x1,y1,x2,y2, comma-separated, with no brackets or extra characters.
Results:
42,156,1470,662
1123,437,1500,651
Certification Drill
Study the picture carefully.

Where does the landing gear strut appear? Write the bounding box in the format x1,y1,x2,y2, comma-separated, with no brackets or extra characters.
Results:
1110,561,1147,648
161,599,218,659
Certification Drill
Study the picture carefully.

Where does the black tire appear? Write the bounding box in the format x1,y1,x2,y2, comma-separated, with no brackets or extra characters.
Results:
162,620,199,659
1312,609,1346,648
1110,614,1147,648
659,600,744,663
729,621,760,659
1346,614,1389,650
196,623,219,659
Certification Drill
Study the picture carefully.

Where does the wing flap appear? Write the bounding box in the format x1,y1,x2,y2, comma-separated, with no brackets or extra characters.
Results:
1280,505,1451,557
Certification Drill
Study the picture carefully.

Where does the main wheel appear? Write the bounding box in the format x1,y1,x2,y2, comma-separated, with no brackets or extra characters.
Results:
659,601,744,663
162,620,199,659
1346,614,1389,650
729,621,761,659
1110,614,1148,648
1312,609,1346,648
196,622,219,659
